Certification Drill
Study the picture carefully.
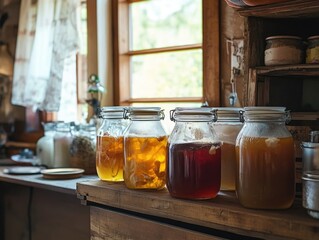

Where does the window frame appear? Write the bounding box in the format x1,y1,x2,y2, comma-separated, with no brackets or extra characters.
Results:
112,0,220,106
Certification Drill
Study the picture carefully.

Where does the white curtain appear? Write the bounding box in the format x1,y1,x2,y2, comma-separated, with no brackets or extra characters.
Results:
11,0,80,112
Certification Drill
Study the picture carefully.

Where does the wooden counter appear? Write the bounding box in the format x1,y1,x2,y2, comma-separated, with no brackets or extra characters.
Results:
0,166,99,240
77,180,319,240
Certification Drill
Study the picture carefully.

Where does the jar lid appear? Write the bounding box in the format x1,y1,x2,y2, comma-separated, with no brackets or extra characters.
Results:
265,35,302,41
124,107,165,120
170,107,217,122
214,107,243,122
302,171,319,181
243,106,289,122
99,106,126,119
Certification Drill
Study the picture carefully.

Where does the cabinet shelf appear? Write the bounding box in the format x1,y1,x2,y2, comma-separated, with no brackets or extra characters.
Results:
253,64,319,77
238,0,319,18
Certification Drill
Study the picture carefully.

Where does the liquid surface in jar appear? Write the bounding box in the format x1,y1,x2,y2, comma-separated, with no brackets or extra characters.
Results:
167,142,221,200
124,136,167,189
96,135,124,182
236,136,295,209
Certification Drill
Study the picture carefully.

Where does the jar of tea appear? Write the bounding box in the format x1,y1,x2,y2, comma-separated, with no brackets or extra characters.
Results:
96,106,128,181
236,107,295,209
167,107,221,200
213,107,243,191
123,107,167,190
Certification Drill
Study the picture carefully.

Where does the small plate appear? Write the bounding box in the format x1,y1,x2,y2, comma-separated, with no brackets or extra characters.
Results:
11,154,37,164
3,166,42,175
41,168,84,180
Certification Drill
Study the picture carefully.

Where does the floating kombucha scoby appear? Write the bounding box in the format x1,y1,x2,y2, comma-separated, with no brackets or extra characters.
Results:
236,107,295,209
96,107,128,182
167,108,221,200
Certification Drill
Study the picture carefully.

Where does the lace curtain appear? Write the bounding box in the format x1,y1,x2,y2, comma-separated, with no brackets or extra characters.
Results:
11,0,80,112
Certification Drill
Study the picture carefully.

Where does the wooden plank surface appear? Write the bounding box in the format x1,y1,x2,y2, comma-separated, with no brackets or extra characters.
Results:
77,180,319,240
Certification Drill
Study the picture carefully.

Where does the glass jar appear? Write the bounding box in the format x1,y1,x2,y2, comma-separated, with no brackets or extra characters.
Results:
123,107,168,190
213,107,243,191
264,35,304,66
53,122,73,168
96,106,128,181
236,107,295,209
70,123,97,174
306,35,319,64
36,122,56,168
167,107,221,200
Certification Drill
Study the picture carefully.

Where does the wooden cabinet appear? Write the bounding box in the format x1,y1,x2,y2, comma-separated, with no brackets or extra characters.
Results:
237,0,319,120
77,180,319,240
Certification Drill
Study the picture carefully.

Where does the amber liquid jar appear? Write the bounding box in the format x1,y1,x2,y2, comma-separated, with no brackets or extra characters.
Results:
123,107,168,190
167,108,221,200
236,107,295,209
96,107,128,182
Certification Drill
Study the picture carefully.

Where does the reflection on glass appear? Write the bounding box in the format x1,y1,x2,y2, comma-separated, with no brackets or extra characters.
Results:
130,0,202,50
131,49,202,99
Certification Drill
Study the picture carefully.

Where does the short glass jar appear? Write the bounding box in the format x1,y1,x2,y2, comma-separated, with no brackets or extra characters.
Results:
264,35,304,66
213,107,243,191
53,122,73,168
123,107,168,190
167,107,221,200
306,35,319,64
96,106,128,181
236,107,295,209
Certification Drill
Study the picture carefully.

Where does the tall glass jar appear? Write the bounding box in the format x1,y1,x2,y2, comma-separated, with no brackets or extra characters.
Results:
123,107,168,190
236,107,295,209
53,122,73,168
36,122,56,168
96,107,128,181
70,123,97,174
213,108,243,191
167,107,221,200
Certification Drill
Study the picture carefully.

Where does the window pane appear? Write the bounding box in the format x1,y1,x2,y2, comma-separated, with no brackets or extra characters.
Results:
130,0,202,50
131,49,203,98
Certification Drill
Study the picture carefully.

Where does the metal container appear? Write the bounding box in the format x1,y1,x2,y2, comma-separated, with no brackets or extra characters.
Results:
301,142,319,172
302,171,319,219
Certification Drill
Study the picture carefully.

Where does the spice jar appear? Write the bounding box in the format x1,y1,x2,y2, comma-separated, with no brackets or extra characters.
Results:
167,107,221,200
264,36,304,66
306,36,319,64
236,107,295,209
53,122,73,168
96,106,128,181
123,107,167,190
213,107,243,191
36,122,56,168
70,123,97,174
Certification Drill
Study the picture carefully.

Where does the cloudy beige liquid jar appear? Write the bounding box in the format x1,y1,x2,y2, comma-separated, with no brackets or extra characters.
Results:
236,107,295,209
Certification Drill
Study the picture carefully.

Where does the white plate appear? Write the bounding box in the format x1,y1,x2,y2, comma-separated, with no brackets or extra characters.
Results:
41,168,84,180
3,166,42,175
11,154,37,164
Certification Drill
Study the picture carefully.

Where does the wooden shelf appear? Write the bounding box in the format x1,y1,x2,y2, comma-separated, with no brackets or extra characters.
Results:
238,0,319,18
253,64,319,77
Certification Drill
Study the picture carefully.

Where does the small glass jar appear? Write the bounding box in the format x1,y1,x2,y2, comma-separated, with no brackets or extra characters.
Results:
167,107,221,200
96,106,128,181
264,35,304,66
306,36,319,64
236,107,295,209
36,122,56,168
70,123,97,174
213,107,243,191
53,122,73,168
123,107,168,190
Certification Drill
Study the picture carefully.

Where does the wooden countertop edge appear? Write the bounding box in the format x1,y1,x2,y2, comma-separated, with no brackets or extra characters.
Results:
77,180,319,240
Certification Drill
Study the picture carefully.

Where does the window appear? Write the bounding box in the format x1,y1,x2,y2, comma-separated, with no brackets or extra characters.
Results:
113,0,220,132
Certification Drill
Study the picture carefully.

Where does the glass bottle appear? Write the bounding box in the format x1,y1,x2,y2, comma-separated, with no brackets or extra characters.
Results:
213,107,243,191
167,107,221,200
70,123,97,174
123,107,168,190
96,106,128,181
236,107,295,209
53,122,73,168
36,122,56,168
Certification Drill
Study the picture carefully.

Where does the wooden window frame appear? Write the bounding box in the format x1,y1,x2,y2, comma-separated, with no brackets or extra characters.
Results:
112,0,220,107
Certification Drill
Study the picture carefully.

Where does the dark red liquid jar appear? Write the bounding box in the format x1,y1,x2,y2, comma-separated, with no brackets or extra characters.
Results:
167,142,221,199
